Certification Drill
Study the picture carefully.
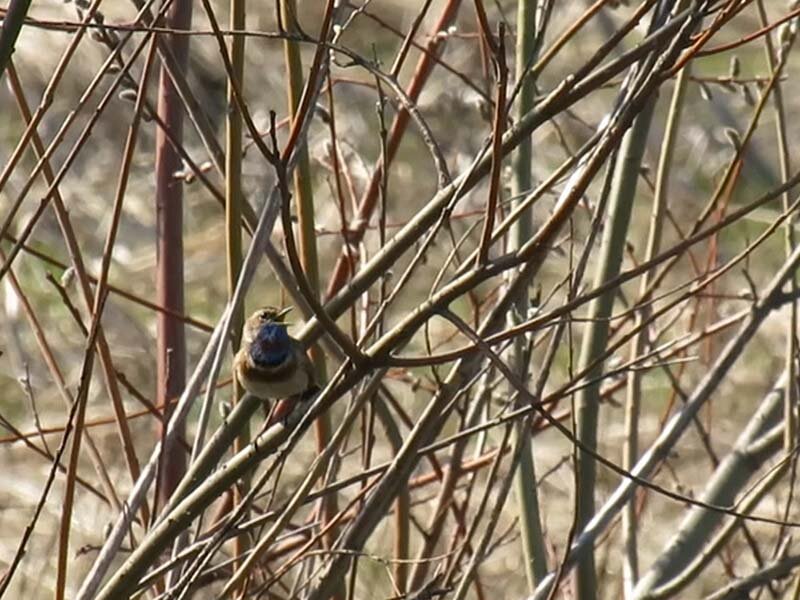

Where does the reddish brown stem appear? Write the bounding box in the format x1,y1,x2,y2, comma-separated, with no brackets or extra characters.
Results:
154,0,192,509
323,0,463,300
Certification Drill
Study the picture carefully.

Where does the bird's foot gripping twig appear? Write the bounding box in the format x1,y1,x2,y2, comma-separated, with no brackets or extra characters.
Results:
266,384,321,429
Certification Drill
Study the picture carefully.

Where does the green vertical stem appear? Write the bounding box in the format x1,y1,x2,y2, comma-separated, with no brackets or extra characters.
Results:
226,0,245,383
227,0,247,577
622,58,690,597
755,0,797,451
509,0,547,590
282,3,320,296
281,0,336,560
575,93,658,599
373,76,409,595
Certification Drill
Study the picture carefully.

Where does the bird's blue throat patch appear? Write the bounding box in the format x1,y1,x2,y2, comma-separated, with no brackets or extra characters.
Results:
250,323,290,367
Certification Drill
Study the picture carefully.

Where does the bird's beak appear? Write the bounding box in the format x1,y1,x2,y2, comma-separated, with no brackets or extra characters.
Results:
275,306,293,322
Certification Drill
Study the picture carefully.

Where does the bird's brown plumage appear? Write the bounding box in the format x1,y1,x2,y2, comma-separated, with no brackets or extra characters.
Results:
234,307,316,400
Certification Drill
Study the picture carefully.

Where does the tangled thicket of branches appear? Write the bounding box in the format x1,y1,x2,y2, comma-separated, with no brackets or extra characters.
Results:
2,0,800,598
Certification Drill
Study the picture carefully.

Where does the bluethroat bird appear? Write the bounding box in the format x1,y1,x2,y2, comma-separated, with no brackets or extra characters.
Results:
234,307,317,421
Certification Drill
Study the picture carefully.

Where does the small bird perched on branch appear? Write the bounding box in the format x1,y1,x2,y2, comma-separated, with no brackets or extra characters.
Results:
234,306,317,423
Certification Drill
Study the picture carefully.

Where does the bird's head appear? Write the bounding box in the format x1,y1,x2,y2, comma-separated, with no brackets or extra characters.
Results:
254,306,292,325
243,306,293,367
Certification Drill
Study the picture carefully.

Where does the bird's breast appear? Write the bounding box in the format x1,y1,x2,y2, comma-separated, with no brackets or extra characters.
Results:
236,349,310,399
